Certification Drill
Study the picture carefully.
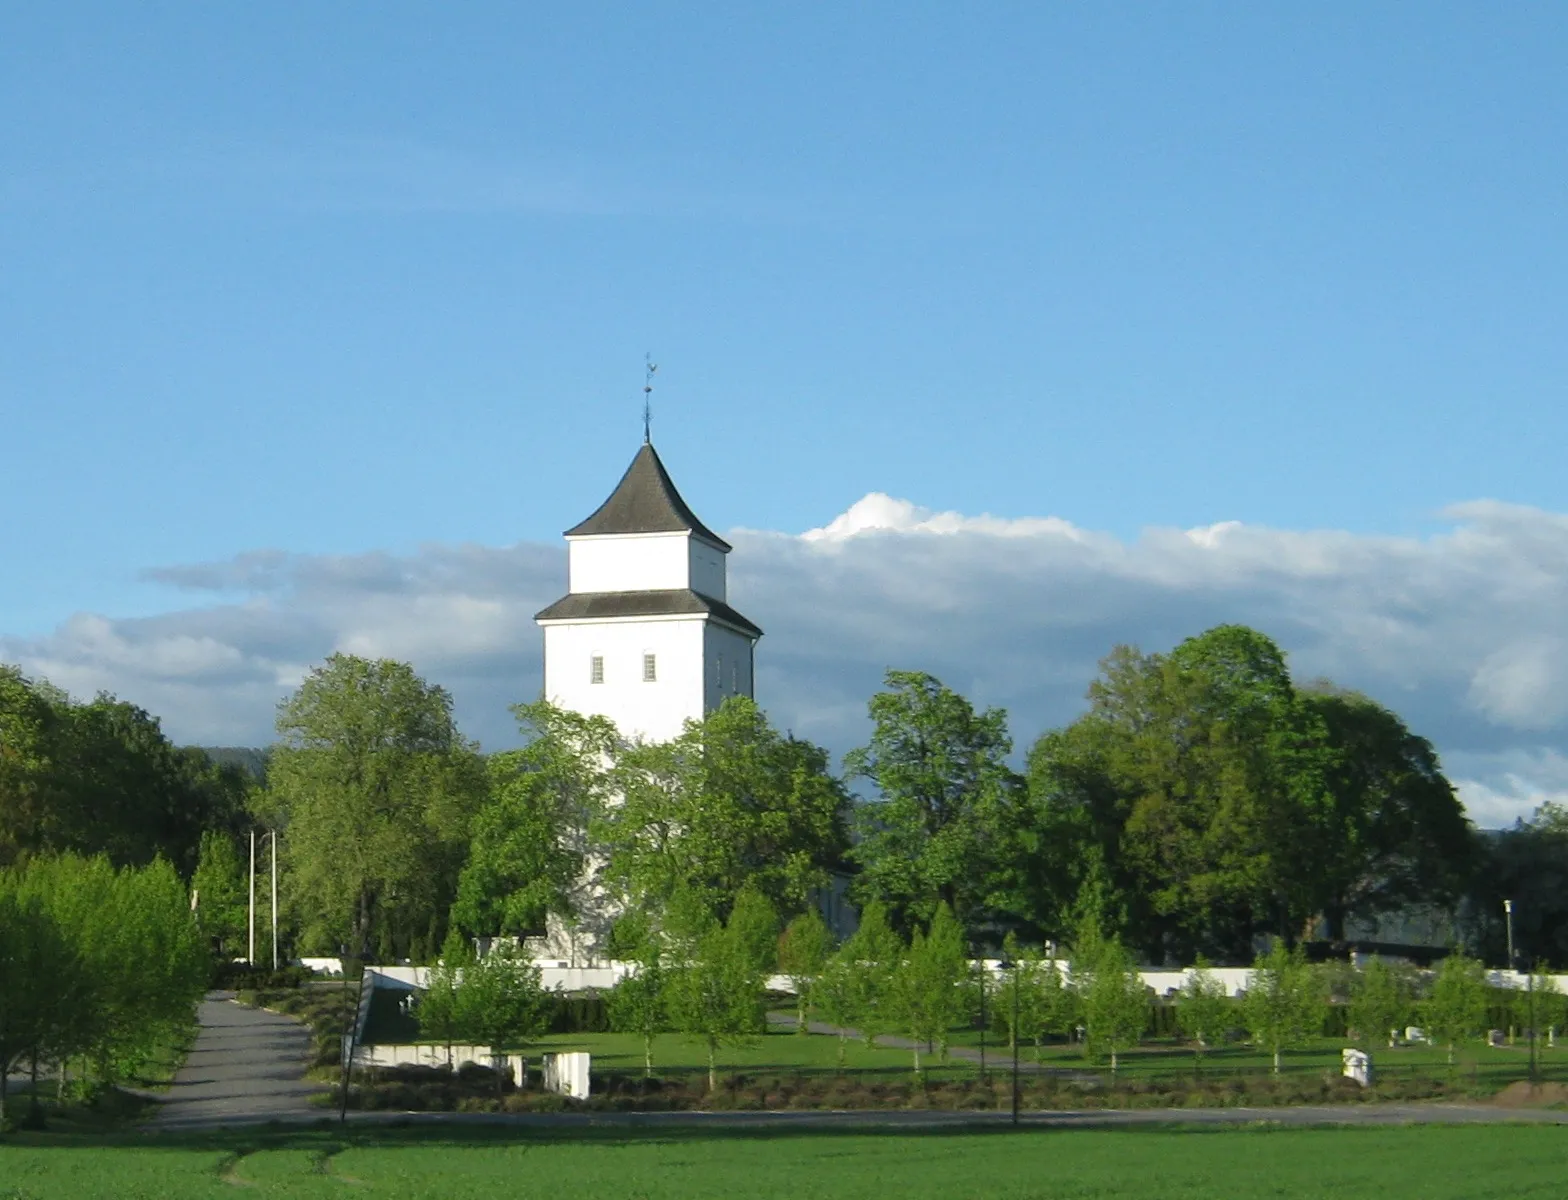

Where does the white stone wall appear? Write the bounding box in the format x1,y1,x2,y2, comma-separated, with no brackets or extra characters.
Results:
703,623,756,711
568,532,691,593
688,537,726,600
543,616,708,743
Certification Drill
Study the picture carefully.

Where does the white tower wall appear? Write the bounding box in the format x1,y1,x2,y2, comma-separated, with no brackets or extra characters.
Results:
543,617,708,744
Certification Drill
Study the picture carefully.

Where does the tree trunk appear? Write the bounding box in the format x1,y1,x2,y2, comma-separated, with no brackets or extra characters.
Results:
707,1041,717,1093
912,1043,922,1081
1,1065,8,1127
29,1051,40,1124
1110,1049,1118,1076
643,1034,652,1077
797,995,808,1034
1272,1047,1281,1075
837,1033,847,1072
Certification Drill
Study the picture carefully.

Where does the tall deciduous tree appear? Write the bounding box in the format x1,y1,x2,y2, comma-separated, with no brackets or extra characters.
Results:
1074,930,1148,1075
1423,954,1488,1067
451,702,617,942
777,908,834,1033
270,655,486,960
191,831,247,959
887,903,968,1079
1349,958,1415,1049
1174,956,1231,1064
1242,942,1324,1074
602,697,847,923
846,670,1020,934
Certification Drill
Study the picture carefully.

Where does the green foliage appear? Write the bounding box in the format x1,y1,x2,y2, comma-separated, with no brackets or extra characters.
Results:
1174,956,1231,1059
664,890,777,1090
1242,942,1324,1073
885,904,968,1078
454,944,554,1088
191,830,247,958
846,671,1020,934
1016,627,1475,961
602,697,848,924
451,702,617,939
1075,932,1148,1073
1349,958,1415,1049
1419,954,1487,1066
0,852,209,1122
998,941,1076,1059
606,959,668,1076
777,907,834,1033
417,930,472,1051
269,654,487,959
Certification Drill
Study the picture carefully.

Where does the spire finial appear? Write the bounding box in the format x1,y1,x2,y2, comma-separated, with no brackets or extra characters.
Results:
642,355,657,443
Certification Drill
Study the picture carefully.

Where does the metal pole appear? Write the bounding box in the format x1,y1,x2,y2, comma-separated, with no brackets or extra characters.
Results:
1529,967,1538,1084
270,831,279,972
248,829,256,966
1011,966,1020,1126
1505,899,1515,971
977,954,987,1083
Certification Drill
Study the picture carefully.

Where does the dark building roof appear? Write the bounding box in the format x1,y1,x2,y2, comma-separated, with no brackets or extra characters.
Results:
565,442,731,551
535,588,762,639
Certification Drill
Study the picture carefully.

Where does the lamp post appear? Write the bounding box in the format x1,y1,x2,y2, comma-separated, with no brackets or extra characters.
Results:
998,954,1020,1125
975,948,987,1083
1504,899,1515,972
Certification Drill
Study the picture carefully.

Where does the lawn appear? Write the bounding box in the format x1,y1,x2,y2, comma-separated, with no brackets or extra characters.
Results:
2,1123,1565,1199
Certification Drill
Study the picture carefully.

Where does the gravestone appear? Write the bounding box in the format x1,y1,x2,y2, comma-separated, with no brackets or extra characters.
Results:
542,1051,591,1100
1341,1048,1373,1087
1488,1029,1505,1047
1403,1026,1427,1044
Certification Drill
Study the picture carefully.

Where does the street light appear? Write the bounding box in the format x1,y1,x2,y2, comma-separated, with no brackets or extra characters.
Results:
1504,899,1515,972
997,954,1020,1126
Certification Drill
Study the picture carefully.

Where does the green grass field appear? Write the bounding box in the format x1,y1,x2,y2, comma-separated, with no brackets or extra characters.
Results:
3,1123,1565,1199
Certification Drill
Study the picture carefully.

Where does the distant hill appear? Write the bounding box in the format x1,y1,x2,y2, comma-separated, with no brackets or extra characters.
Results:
194,746,271,782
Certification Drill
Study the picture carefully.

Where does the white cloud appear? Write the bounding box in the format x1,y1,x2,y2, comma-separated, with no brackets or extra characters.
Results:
6,496,1568,826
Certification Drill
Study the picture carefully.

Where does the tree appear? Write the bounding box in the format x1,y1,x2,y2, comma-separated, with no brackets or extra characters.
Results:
1349,958,1414,1049
812,947,862,1070
777,908,834,1033
454,943,554,1094
1242,942,1323,1074
1174,956,1231,1066
1300,687,1476,941
886,904,968,1079
0,666,61,869
417,930,472,1062
269,655,487,960
664,890,775,1091
606,949,668,1076
1075,932,1148,1075
451,703,618,946
0,882,68,1127
1466,803,1568,967
602,697,848,924
1001,942,1076,1063
846,670,1020,935
1423,954,1488,1065
191,831,247,959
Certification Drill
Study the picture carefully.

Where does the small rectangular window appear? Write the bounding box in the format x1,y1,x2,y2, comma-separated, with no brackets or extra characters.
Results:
590,655,604,685
643,653,657,682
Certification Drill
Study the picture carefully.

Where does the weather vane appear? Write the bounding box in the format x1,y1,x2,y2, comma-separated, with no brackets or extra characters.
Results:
643,354,657,443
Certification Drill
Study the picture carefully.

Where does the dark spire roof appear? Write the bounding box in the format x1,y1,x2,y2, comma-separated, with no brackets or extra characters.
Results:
535,588,762,639
565,443,731,551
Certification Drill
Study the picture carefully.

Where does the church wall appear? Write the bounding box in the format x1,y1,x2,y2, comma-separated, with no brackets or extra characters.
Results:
688,538,727,601
543,616,708,743
568,532,690,594
703,623,756,711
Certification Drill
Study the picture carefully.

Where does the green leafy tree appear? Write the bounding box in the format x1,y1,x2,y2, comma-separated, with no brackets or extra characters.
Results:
846,671,1020,935
606,953,668,1076
886,904,968,1079
664,890,775,1091
191,831,247,959
1001,941,1076,1062
0,882,69,1126
812,945,864,1070
269,655,487,960
602,698,848,924
453,943,554,1094
1242,942,1324,1074
1423,953,1489,1066
842,900,904,1049
1349,958,1414,1049
451,702,617,945
777,908,835,1033
1076,932,1148,1075
1174,956,1231,1064
417,930,472,1061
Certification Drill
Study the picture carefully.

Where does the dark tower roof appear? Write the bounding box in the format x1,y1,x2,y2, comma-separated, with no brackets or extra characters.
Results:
565,442,731,551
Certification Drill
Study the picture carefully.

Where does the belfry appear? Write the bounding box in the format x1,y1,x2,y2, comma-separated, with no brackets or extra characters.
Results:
535,441,762,744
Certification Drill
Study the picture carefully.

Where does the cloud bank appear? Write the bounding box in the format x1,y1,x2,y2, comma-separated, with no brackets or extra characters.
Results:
6,495,1568,827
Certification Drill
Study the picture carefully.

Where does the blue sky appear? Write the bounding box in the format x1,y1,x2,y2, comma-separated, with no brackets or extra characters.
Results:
4,6,1568,822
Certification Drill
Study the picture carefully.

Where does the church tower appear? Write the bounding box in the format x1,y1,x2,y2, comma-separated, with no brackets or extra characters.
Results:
535,442,762,743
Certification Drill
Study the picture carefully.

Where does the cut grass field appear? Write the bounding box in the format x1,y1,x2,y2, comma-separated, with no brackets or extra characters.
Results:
3,1122,1566,1199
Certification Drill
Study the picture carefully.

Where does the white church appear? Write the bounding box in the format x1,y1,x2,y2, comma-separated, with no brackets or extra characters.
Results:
534,436,763,744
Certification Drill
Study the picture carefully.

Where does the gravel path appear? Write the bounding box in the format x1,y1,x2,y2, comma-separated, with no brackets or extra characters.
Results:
147,992,325,1130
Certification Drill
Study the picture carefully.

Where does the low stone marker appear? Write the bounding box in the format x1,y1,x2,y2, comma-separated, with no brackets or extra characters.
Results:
1488,1029,1506,1047
542,1051,591,1100
1403,1026,1427,1045
1341,1048,1373,1088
